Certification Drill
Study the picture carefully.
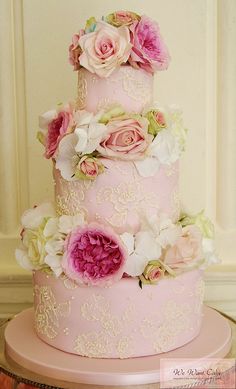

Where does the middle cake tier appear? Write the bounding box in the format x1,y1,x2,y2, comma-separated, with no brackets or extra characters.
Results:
54,158,180,234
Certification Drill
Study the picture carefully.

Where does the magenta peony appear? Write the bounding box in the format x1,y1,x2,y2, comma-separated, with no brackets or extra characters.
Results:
62,223,127,286
163,225,203,269
45,109,73,159
97,117,151,160
128,16,170,74
69,30,85,71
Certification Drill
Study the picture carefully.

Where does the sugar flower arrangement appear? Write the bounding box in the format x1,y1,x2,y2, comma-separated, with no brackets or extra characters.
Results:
69,10,170,77
37,104,187,180
15,203,219,287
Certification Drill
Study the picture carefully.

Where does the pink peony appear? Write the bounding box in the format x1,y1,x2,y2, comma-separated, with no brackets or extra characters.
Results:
163,225,203,269
69,30,85,70
62,223,127,286
97,117,151,160
45,110,73,159
78,21,132,77
129,16,170,74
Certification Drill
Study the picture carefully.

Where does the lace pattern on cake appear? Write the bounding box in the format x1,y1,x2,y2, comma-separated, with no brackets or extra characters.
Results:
76,70,87,109
102,66,152,105
96,180,159,228
34,285,71,339
60,274,78,289
74,294,135,358
140,301,191,353
194,278,205,314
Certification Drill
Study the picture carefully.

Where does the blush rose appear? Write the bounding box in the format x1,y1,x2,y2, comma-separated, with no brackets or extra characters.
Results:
163,225,203,269
97,117,151,160
78,21,132,77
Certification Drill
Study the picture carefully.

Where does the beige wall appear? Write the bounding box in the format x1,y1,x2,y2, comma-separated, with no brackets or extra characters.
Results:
0,0,235,315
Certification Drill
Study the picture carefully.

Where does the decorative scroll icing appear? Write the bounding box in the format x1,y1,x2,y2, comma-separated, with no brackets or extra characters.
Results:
194,278,205,314
121,67,152,103
34,285,71,339
96,180,159,228
140,301,191,353
60,274,78,290
74,294,135,358
171,188,181,221
76,70,87,109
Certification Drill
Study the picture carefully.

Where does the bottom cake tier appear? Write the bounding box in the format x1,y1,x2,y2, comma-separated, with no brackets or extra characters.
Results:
33,269,204,359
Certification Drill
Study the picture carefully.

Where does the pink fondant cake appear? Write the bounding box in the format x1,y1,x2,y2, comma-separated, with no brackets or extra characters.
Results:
33,269,204,358
77,66,153,113
15,10,219,360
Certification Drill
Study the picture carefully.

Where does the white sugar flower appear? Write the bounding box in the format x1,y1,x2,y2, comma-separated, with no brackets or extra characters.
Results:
121,231,162,277
21,202,56,229
59,214,85,234
200,238,220,269
135,129,181,177
55,110,107,181
55,133,79,181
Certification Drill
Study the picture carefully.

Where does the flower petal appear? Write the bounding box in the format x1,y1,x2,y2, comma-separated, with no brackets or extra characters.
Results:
59,214,85,234
39,109,57,130
134,157,160,177
45,254,63,277
43,218,59,237
56,133,78,181
120,232,135,255
15,248,35,271
21,202,55,229
123,252,149,277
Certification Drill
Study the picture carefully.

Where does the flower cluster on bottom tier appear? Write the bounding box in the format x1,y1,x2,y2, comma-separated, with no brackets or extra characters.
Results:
16,202,218,287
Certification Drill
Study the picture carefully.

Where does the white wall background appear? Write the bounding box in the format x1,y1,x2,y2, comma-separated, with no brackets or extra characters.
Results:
0,0,235,317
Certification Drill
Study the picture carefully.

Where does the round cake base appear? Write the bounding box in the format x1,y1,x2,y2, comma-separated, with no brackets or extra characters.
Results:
4,306,232,386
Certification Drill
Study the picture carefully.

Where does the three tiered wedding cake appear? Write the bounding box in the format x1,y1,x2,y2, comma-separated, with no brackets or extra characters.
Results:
15,10,218,359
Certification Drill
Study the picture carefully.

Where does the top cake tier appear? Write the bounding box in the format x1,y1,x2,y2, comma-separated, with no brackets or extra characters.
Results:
77,66,153,114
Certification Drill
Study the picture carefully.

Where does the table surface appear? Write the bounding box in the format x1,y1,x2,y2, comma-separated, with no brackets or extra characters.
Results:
0,308,235,389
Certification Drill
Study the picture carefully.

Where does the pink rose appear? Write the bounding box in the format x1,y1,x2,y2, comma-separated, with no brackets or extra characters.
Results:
45,109,73,159
69,30,85,70
164,225,203,269
76,156,104,180
142,261,165,284
106,11,140,27
78,21,132,77
97,117,150,160
62,223,127,286
129,16,170,74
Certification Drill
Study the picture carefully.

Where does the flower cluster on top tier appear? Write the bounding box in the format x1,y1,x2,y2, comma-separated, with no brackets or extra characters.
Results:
15,203,219,287
69,10,170,77
37,104,187,180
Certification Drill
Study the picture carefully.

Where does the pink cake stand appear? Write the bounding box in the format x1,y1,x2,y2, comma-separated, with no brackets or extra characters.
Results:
4,306,232,387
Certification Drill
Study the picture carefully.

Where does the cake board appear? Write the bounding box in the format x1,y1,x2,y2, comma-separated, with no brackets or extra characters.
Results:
4,305,232,386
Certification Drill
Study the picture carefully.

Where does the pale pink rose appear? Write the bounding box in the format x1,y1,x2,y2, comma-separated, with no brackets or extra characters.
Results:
77,156,104,180
106,11,140,27
62,223,127,286
155,111,166,127
164,225,203,269
78,21,132,77
45,109,73,159
97,117,151,160
69,30,85,71
129,16,170,74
